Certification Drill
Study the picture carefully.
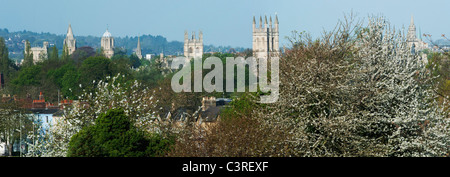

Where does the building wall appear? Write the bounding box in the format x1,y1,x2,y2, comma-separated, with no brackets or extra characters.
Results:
252,15,279,60
184,31,203,59
101,35,114,59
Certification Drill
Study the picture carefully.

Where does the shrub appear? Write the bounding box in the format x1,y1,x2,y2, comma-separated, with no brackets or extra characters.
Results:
67,108,173,157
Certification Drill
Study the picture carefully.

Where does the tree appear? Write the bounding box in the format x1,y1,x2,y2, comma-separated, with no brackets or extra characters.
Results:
67,108,173,157
61,43,69,61
26,74,161,156
49,46,58,61
22,40,34,67
0,100,33,156
256,15,449,157
70,46,96,65
78,56,111,88
129,54,142,69
0,37,13,79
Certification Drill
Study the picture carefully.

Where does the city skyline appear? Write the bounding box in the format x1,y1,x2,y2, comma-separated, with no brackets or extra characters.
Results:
0,0,449,48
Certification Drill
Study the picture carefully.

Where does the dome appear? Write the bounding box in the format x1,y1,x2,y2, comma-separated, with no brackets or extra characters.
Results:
102,29,112,38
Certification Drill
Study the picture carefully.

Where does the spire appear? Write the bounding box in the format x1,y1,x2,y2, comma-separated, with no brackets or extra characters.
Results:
135,35,142,59
275,14,279,24
137,36,141,49
67,23,74,37
259,16,262,28
407,14,417,42
253,16,256,24
264,15,268,24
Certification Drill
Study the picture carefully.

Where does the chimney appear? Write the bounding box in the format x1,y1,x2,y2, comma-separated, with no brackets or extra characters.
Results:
202,96,216,111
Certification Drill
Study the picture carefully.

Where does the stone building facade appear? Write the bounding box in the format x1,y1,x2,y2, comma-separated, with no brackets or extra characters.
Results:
25,41,48,63
101,29,114,59
407,15,428,52
63,24,76,55
184,30,203,59
252,15,280,60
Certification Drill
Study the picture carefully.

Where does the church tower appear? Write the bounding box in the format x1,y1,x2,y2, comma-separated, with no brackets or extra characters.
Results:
135,36,143,59
101,28,114,59
63,24,76,55
407,15,417,45
253,14,279,60
406,15,428,52
184,30,203,59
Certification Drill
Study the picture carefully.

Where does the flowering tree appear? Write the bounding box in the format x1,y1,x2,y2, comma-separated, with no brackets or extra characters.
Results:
257,15,449,157
355,17,449,156
26,74,161,157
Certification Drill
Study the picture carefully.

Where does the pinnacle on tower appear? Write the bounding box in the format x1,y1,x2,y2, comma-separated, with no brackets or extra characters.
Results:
275,14,278,24
264,15,268,24
253,16,256,24
67,23,74,37
259,16,262,28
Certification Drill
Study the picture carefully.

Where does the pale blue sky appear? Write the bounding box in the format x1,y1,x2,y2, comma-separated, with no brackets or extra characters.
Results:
0,0,448,48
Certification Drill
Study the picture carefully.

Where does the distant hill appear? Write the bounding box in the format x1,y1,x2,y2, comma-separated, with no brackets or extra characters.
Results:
434,39,450,47
0,28,245,60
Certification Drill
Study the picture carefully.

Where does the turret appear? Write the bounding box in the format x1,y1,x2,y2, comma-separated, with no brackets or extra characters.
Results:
259,16,262,28
264,15,268,29
253,16,256,30
275,14,279,32
269,16,273,30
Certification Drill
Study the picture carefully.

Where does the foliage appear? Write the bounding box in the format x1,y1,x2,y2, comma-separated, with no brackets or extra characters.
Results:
169,93,292,157
67,108,173,157
255,15,449,157
25,74,162,156
0,100,33,156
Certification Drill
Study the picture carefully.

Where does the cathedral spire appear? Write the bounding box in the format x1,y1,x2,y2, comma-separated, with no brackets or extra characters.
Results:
135,36,142,59
275,14,279,24
67,23,74,38
407,14,417,42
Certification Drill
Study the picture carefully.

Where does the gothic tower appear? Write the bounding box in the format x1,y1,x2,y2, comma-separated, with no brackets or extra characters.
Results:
63,24,76,55
406,15,428,52
407,15,417,45
101,28,114,59
253,14,279,60
135,36,143,59
184,30,203,59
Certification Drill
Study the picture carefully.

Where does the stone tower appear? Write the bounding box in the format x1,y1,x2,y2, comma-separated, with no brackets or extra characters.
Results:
406,15,428,51
25,41,48,63
63,24,76,55
101,28,115,59
253,14,279,59
135,36,143,59
184,30,203,59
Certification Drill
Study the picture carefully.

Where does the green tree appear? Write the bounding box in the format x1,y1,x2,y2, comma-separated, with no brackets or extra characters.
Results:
11,65,42,87
61,43,69,61
49,46,58,61
0,37,13,79
129,54,142,69
79,56,111,87
67,108,173,157
61,69,80,99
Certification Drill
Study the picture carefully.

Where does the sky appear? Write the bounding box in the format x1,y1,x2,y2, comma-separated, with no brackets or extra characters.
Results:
0,0,449,48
